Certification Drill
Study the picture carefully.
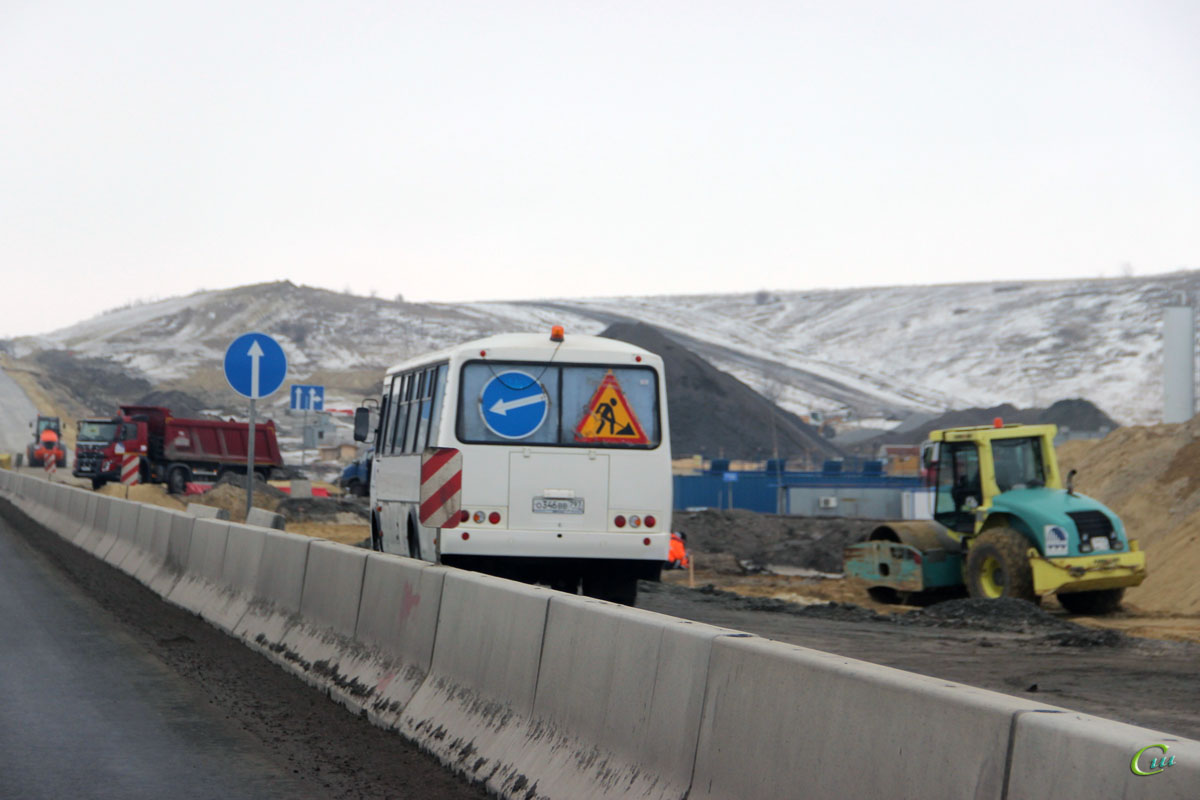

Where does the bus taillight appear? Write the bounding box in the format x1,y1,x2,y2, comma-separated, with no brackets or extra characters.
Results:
644,515,656,528
488,511,501,525
629,515,642,528
460,509,470,523
473,511,486,524
614,515,626,528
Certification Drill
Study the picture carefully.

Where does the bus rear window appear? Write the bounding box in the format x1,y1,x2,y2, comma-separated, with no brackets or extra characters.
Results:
457,361,661,448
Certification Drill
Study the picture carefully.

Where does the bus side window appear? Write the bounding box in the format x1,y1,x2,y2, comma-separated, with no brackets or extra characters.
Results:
426,364,446,449
405,371,427,453
415,367,434,450
396,376,415,455
376,394,391,450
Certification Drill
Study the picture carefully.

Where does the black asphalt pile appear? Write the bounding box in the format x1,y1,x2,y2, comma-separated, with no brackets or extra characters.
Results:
643,582,1127,646
673,508,874,573
640,580,890,625
135,389,210,418
867,398,1118,449
30,349,153,415
598,321,842,461
275,495,370,523
896,597,1127,645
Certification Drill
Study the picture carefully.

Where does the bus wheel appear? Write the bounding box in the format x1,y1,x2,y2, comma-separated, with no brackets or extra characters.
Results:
370,515,383,552
406,521,420,560
582,571,638,606
548,574,580,595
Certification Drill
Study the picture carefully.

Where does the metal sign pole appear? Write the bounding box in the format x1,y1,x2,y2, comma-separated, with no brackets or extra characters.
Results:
302,405,308,468
247,398,256,518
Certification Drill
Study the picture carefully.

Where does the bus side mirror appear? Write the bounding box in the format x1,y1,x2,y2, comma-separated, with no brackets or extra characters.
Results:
353,408,372,443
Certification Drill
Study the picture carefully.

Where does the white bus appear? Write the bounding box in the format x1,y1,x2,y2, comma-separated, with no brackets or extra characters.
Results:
353,326,672,605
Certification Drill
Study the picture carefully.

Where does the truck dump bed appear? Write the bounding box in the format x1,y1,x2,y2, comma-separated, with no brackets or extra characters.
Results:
120,405,283,467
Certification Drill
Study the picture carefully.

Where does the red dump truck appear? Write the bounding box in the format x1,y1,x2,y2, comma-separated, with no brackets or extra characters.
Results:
73,405,284,493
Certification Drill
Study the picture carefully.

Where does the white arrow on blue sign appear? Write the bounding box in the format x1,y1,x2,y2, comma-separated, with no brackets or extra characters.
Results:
290,384,325,411
224,333,288,399
480,371,548,439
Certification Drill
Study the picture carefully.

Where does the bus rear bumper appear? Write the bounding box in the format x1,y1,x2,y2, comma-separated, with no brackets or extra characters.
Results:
440,528,670,561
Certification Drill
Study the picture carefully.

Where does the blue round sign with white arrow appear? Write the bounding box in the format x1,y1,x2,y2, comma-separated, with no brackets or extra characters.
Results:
224,332,288,399
480,371,548,439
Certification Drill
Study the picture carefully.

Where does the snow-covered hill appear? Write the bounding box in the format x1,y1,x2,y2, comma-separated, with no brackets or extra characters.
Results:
12,273,1199,425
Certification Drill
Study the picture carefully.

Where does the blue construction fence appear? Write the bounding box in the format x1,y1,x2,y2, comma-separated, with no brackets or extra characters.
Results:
674,459,923,516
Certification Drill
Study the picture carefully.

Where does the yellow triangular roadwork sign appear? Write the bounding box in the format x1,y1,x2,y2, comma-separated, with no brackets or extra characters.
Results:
574,371,649,444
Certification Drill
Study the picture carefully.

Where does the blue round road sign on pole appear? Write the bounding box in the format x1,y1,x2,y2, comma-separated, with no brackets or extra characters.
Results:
480,371,548,439
224,332,288,399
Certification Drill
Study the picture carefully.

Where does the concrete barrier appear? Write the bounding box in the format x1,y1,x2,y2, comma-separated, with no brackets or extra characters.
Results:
271,541,370,702
233,530,312,652
5,482,1200,800
77,495,114,553
246,507,286,530
187,503,231,521
355,555,449,728
144,511,194,596
1006,710,1200,799
510,595,728,800
90,497,133,559
117,502,163,578
200,522,268,634
132,506,177,587
166,518,231,616
689,635,1059,800
400,571,555,795
103,501,143,569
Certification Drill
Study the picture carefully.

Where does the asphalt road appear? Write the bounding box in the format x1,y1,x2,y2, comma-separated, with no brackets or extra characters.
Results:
0,366,37,454
0,503,488,800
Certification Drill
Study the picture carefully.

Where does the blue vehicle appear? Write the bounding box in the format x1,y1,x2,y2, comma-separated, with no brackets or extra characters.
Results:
339,448,373,497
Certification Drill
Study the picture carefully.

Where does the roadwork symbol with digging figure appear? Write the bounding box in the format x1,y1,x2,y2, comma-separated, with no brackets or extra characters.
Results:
575,371,649,444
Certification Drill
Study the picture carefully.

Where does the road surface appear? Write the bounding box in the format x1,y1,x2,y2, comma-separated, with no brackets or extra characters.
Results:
0,500,487,800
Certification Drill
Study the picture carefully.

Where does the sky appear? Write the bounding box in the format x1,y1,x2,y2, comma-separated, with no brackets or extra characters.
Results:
3,0,1198,337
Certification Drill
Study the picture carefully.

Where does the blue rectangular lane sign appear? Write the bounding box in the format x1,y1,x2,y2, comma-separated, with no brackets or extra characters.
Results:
290,384,325,411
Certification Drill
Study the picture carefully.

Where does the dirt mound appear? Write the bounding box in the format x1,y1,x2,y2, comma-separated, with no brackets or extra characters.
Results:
1057,418,1200,616
275,496,369,523
190,484,279,522
599,321,842,461
674,508,874,573
97,482,186,510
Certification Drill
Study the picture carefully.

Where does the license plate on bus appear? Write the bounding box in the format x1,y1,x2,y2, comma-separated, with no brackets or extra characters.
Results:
533,497,584,514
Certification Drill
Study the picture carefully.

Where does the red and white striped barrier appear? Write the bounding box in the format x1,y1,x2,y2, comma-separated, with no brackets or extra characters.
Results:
419,447,462,529
121,455,140,486
44,454,56,480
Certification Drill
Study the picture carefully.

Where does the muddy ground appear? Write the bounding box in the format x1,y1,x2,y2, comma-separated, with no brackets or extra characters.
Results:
640,577,1200,739
0,499,486,800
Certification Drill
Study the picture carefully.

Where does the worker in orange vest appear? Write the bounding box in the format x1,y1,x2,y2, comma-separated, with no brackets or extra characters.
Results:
667,531,690,570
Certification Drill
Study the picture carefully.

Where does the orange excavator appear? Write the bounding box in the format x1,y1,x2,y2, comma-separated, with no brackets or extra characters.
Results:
27,416,66,468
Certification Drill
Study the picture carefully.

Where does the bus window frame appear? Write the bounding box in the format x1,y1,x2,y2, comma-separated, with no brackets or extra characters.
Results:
454,359,663,450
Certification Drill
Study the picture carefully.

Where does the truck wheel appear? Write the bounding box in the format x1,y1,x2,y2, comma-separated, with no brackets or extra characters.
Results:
867,586,901,604
1057,588,1125,615
167,466,189,495
965,528,1036,602
91,478,106,491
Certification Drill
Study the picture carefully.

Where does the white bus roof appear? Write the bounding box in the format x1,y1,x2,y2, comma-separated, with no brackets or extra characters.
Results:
384,331,661,376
